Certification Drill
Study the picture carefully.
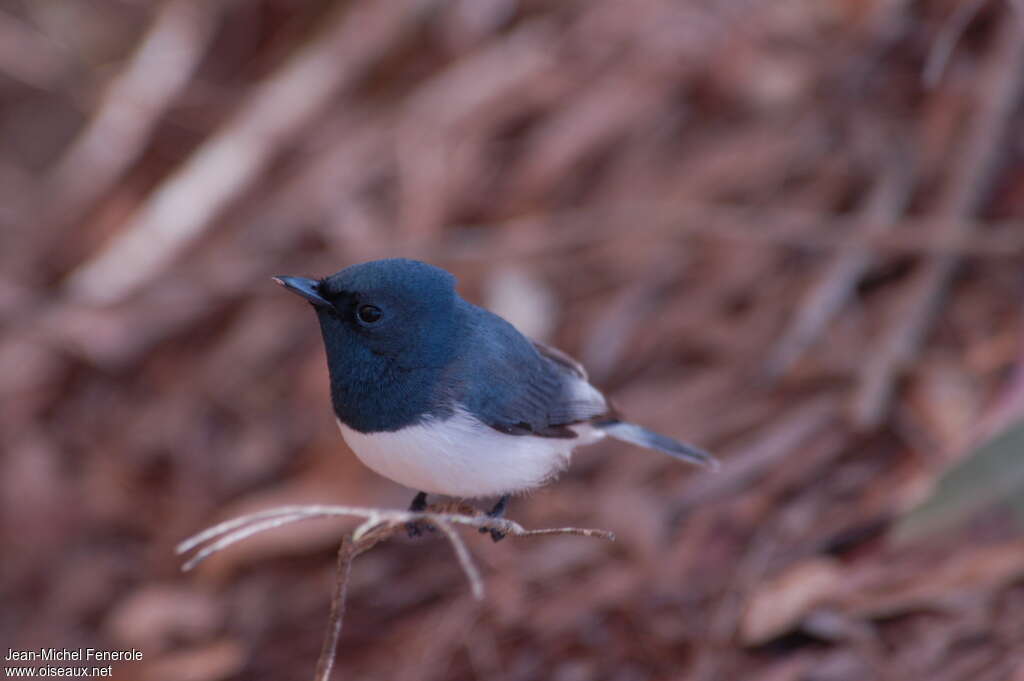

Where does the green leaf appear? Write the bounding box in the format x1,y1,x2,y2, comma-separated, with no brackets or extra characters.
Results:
893,420,1024,543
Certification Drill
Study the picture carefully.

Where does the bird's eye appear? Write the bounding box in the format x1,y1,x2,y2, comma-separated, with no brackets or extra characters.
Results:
357,304,382,324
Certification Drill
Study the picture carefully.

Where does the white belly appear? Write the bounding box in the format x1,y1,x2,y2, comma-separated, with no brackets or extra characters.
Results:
337,409,604,497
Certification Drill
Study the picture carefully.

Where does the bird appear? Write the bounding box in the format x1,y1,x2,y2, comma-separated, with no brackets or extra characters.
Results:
274,258,716,540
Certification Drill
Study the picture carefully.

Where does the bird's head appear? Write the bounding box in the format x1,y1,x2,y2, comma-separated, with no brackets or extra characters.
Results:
275,258,460,369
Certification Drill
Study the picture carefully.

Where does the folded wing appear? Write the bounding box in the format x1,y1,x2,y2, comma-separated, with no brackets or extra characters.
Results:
449,306,608,438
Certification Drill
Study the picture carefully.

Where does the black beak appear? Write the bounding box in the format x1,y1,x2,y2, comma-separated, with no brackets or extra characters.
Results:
273,275,332,307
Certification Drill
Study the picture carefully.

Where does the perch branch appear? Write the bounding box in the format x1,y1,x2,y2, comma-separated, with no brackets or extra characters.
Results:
177,503,615,681
314,539,354,681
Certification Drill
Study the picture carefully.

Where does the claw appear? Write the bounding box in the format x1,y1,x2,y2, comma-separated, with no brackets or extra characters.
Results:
406,491,431,539
477,495,510,542
406,520,435,538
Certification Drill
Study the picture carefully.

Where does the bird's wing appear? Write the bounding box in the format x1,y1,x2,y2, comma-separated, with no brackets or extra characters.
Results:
531,339,589,381
450,310,608,438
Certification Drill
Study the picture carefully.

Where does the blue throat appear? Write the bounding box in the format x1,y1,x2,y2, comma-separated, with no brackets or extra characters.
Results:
314,309,455,432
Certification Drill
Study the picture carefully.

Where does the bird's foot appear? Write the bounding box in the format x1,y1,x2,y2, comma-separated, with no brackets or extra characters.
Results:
406,491,435,539
478,495,510,543
483,528,506,542
406,521,436,538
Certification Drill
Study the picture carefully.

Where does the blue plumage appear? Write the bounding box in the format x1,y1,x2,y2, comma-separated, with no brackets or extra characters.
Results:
448,304,607,437
309,259,461,432
275,258,716,504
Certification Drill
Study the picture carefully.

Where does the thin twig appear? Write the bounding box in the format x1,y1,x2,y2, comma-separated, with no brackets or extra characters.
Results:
177,503,615,680
434,521,485,600
313,540,354,681
179,513,309,571
175,504,616,562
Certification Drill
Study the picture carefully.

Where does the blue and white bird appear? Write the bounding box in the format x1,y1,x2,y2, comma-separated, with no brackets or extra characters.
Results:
275,259,716,539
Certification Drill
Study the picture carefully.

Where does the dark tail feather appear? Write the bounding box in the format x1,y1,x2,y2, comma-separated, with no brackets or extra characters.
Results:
596,420,719,470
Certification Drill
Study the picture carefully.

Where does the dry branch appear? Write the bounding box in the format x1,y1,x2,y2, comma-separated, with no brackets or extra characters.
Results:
177,503,615,681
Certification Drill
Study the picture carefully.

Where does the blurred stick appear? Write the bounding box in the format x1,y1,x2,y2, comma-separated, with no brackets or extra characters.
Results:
437,206,1024,265
0,7,71,89
581,250,683,380
852,8,1024,428
972,300,1024,442
672,397,838,511
397,20,557,238
922,0,988,88
177,503,615,681
764,148,914,378
43,0,219,227
68,0,431,305
254,109,395,243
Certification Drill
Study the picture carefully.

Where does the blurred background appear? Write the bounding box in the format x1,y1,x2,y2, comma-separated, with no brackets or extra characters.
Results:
3,0,1024,679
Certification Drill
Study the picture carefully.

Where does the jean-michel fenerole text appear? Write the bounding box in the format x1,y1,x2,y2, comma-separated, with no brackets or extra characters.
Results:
5,648,142,662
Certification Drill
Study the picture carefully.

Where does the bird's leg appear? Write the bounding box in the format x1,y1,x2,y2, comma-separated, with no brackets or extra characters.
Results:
479,494,510,542
488,495,509,518
406,491,432,538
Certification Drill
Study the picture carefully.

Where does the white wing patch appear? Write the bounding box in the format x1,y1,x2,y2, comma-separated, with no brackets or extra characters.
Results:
337,408,605,497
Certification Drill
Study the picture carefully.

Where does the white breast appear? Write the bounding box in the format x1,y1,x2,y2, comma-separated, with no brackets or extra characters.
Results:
337,409,605,498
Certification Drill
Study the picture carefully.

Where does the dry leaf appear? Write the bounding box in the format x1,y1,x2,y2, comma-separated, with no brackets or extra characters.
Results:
740,558,844,645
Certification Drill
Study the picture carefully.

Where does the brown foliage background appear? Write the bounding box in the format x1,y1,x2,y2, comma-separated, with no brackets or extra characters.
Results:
3,1,1024,680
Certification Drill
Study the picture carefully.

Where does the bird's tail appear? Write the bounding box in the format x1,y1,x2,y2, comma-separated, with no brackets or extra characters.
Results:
595,420,719,470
